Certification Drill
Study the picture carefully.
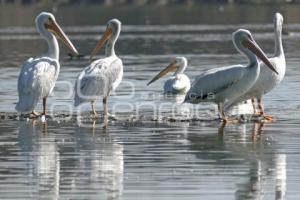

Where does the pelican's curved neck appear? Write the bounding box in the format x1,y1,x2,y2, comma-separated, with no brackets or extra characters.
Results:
175,64,187,75
234,39,259,69
246,52,259,69
105,40,115,57
37,23,59,60
274,22,284,57
46,34,59,60
105,27,120,57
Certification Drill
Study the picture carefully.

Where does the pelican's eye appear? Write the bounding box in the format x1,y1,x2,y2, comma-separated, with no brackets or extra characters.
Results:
48,17,55,24
248,34,253,41
44,20,54,32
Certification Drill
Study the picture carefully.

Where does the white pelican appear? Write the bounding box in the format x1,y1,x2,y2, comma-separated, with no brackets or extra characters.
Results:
16,12,78,116
184,29,278,122
147,57,191,94
225,13,285,120
74,19,123,124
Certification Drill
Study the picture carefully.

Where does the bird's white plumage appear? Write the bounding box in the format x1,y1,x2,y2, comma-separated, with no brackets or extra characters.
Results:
255,56,285,96
74,18,123,116
148,57,190,94
184,29,276,120
164,73,190,94
226,57,285,108
185,64,254,105
15,12,78,114
74,56,123,106
225,13,285,110
16,57,59,112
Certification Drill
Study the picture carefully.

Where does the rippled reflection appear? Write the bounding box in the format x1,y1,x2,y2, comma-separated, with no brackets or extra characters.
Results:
0,119,295,199
182,122,287,200
275,154,286,200
62,123,124,199
218,123,287,200
9,121,124,199
16,121,60,199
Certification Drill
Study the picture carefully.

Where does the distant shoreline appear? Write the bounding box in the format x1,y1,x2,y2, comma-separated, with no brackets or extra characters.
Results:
0,3,300,26
0,0,298,7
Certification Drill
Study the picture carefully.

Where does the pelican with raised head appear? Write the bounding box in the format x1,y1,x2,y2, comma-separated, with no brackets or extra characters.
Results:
184,29,278,122
74,19,123,126
225,13,286,120
16,12,78,116
147,57,191,94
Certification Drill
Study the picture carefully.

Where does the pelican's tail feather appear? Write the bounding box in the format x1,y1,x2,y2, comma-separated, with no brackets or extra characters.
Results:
74,94,85,107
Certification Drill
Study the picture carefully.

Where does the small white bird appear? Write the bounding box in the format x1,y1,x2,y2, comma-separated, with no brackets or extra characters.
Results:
74,19,123,125
16,12,78,116
184,29,278,122
225,13,286,120
147,57,191,94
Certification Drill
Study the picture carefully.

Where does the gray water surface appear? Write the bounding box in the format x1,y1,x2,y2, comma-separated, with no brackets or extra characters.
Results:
0,5,300,199
1,120,299,199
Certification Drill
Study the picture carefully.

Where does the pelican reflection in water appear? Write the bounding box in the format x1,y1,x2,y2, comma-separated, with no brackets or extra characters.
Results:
218,123,286,200
18,121,60,199
17,120,124,198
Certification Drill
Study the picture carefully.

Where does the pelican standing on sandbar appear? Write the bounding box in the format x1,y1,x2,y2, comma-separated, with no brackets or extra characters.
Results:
147,57,191,94
225,13,286,120
16,12,78,116
74,19,123,125
184,29,278,122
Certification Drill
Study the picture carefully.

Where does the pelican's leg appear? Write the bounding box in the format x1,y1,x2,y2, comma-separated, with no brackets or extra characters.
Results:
91,101,98,117
258,98,274,121
42,97,47,115
251,98,257,114
217,103,222,119
218,103,227,122
103,97,108,128
257,98,264,115
218,102,237,124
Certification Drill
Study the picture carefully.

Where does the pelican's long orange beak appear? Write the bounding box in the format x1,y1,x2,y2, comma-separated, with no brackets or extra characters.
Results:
147,61,177,86
45,19,79,56
89,27,113,62
242,38,278,74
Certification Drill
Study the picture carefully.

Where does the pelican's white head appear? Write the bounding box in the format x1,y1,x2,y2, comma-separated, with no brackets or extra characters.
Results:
274,12,284,29
35,12,56,40
174,57,188,74
107,18,122,37
35,12,78,57
233,29,278,74
273,12,284,56
35,12,56,28
233,29,252,49
147,56,188,86
90,18,122,60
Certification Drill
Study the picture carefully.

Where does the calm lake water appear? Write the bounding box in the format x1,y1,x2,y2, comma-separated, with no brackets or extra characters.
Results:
0,4,300,199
